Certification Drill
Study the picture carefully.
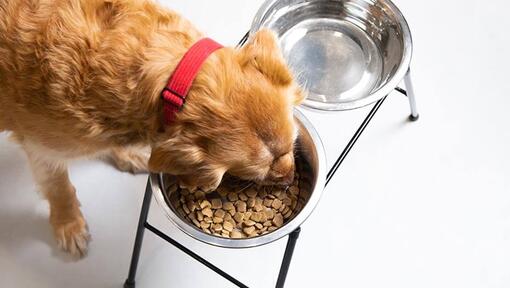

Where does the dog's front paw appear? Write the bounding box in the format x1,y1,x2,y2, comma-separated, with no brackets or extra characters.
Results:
51,212,90,258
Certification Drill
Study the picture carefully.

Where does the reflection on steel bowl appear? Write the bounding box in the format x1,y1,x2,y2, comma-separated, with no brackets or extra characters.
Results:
250,0,413,111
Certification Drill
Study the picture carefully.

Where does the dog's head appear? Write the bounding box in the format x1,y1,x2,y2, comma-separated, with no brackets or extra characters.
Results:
149,29,304,191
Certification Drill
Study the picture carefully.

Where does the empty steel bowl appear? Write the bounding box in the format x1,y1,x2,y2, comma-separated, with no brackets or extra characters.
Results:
250,0,413,111
151,109,326,248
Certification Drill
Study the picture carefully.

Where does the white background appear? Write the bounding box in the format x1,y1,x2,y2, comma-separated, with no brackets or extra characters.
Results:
1,0,510,287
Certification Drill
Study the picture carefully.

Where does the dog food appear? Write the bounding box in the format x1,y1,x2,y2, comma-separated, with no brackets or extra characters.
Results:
168,171,307,239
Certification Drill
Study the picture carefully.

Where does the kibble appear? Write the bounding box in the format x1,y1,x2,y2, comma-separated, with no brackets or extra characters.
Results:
231,230,243,238
243,226,256,235
227,192,238,202
211,198,222,209
246,188,258,198
222,201,235,211
200,200,212,209
233,212,245,223
247,198,255,208
212,223,223,232
202,207,213,218
169,163,307,239
223,221,234,232
239,192,248,201
236,201,247,213
273,213,284,227
272,199,282,210
214,209,225,218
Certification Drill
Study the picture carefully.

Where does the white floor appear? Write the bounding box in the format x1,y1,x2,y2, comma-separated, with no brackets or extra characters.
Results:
1,0,510,287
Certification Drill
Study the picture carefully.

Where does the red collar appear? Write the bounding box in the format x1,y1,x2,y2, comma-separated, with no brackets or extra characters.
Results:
161,38,223,125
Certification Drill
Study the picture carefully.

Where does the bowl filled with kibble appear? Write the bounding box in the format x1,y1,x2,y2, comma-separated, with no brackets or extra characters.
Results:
150,109,326,248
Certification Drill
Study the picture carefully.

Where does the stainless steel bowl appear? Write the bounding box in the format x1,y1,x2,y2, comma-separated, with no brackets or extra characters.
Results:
151,109,326,248
250,0,413,111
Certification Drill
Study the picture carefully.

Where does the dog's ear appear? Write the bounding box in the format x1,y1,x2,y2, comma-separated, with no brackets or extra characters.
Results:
238,29,293,86
148,138,204,175
148,137,227,191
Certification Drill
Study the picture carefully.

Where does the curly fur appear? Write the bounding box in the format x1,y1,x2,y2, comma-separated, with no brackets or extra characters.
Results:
0,0,304,257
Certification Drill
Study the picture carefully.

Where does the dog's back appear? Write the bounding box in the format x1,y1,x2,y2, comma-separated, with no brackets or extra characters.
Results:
0,0,87,133
0,0,193,146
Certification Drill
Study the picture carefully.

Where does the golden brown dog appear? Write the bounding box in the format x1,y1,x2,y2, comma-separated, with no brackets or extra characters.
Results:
0,0,304,257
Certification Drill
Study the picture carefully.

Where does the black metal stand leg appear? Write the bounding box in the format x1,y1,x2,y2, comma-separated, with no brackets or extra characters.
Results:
275,227,301,288
124,179,153,288
144,223,249,288
403,68,419,121
326,96,387,187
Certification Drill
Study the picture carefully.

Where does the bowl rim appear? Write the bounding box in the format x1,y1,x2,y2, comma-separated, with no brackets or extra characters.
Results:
249,0,413,111
151,108,327,248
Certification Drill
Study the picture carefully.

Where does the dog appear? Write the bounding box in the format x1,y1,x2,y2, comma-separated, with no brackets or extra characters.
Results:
0,0,304,257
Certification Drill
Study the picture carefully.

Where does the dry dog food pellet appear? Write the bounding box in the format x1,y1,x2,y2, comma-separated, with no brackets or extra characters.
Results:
211,198,222,209
202,207,213,218
236,201,247,213
223,221,234,232
246,188,258,198
200,200,212,209
197,211,204,221
250,212,262,222
247,198,255,208
187,201,197,213
254,203,264,212
239,192,248,201
264,209,274,220
273,213,284,227
231,230,243,239
222,201,235,211
227,192,238,202
272,199,282,210
212,223,223,232
244,220,256,227
243,226,256,235
214,209,225,218
169,162,308,239
233,212,245,223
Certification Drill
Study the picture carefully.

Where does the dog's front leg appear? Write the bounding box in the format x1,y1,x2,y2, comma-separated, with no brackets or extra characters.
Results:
23,142,90,258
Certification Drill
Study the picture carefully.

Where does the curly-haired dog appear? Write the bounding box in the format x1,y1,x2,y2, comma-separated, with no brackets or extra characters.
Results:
0,0,304,257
